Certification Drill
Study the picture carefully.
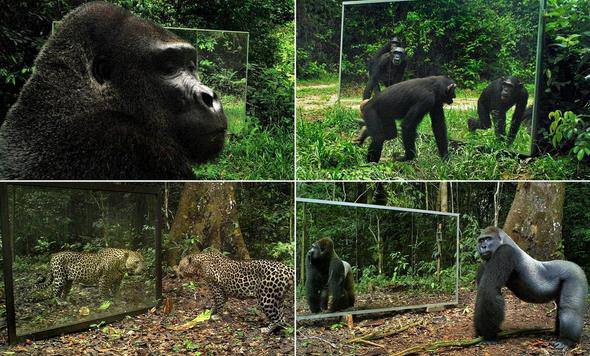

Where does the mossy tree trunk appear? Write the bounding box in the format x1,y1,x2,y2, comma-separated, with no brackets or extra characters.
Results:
503,182,565,260
166,182,249,266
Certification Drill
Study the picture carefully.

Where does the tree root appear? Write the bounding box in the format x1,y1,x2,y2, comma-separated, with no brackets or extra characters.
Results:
390,327,553,356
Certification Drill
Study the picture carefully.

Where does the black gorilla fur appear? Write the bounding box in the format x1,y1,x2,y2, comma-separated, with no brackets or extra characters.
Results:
475,226,588,349
305,237,355,313
0,2,227,179
467,76,528,143
362,45,407,100
360,76,456,162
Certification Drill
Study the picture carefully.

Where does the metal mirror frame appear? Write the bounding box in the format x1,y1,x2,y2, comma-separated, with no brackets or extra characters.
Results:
0,182,163,344
295,197,460,321
337,0,547,157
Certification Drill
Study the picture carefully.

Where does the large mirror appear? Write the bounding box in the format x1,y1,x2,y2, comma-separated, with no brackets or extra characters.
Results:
296,198,459,320
0,183,161,343
338,0,543,155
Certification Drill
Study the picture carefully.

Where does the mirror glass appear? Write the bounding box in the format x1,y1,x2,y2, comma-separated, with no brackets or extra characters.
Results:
6,185,158,337
339,0,541,154
296,199,458,319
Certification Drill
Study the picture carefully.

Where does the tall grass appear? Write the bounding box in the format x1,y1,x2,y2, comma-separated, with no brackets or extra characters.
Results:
296,100,577,180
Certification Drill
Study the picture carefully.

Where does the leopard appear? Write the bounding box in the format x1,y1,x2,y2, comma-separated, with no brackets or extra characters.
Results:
34,248,144,304
176,251,294,334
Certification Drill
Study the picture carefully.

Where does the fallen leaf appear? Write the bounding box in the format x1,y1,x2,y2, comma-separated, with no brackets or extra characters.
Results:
167,310,212,331
79,307,91,316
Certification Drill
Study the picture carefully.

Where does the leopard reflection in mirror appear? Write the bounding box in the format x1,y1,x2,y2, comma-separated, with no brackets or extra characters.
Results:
31,248,144,305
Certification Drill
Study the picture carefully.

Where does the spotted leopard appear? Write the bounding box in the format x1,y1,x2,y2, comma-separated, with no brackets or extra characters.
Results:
34,248,144,303
176,252,294,333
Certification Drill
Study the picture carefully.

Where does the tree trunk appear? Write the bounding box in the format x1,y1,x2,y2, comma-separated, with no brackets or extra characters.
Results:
436,182,447,281
503,182,565,260
166,182,250,266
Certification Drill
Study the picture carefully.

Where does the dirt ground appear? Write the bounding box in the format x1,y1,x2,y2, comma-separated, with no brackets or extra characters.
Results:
297,289,455,315
296,289,589,355
0,275,295,355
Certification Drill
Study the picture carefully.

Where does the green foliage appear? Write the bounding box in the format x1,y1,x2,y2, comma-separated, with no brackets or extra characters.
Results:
548,110,590,161
267,241,295,267
299,0,538,86
537,0,590,157
193,117,294,179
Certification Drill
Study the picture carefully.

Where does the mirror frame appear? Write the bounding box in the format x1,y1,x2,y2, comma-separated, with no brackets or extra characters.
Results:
0,182,163,344
295,197,460,321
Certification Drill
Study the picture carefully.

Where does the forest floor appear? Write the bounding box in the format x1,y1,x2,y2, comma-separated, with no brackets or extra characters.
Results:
297,289,455,315
296,77,584,180
0,275,295,355
296,288,589,355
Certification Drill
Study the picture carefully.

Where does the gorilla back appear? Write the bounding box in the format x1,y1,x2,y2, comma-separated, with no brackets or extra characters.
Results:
0,2,227,179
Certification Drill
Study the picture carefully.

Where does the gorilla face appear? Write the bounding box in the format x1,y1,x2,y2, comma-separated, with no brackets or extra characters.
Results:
308,237,334,260
477,229,502,260
152,43,227,162
500,77,517,103
90,8,228,165
390,47,405,66
119,41,227,163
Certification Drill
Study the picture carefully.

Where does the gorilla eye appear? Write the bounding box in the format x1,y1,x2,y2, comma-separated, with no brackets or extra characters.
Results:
160,61,178,76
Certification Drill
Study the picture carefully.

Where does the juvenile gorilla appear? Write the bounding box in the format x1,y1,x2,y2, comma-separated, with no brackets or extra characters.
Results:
475,226,588,349
0,2,227,179
306,237,355,313
467,76,528,143
360,76,456,162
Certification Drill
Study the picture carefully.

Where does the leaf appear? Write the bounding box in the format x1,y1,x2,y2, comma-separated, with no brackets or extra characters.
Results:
98,301,112,311
167,309,212,331
577,149,585,161
79,306,90,316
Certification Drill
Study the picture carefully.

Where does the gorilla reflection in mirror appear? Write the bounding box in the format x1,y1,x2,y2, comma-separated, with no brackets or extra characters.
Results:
0,2,227,179
474,226,588,349
305,237,355,313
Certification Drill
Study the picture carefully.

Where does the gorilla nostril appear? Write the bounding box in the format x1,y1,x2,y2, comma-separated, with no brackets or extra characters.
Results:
200,91,214,108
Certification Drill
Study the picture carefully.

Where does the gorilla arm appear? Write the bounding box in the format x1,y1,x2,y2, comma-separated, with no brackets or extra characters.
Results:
474,244,517,341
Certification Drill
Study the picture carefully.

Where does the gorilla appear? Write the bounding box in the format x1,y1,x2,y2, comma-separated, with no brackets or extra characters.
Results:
362,41,407,100
0,2,227,179
305,237,355,313
474,226,588,349
360,76,456,162
467,76,528,144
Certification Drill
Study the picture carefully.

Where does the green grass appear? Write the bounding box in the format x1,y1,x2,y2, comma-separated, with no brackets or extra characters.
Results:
296,78,580,180
194,116,294,180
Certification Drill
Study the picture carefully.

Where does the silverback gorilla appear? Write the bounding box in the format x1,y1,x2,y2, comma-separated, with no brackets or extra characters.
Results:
362,38,407,100
467,76,528,143
360,76,456,162
306,237,355,313
475,227,588,349
0,2,227,179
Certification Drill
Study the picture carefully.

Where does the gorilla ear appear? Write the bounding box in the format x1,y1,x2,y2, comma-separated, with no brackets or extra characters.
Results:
91,55,111,84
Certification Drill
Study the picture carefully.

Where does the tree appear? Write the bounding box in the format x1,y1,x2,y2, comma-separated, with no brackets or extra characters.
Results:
503,182,565,260
166,182,250,266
